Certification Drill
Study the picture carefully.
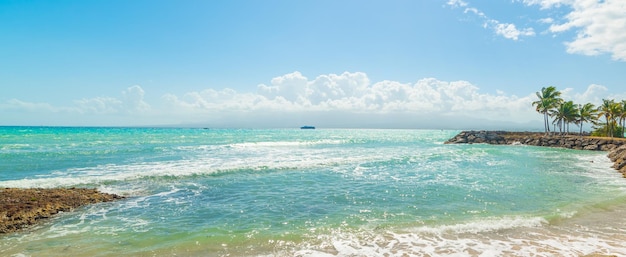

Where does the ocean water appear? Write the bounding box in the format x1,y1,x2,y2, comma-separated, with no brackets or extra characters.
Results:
1,127,626,257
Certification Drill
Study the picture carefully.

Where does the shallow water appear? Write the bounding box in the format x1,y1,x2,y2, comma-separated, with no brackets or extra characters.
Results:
1,127,625,256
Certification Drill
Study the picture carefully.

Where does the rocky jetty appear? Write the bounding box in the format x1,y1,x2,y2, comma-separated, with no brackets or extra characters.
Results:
0,188,124,234
445,131,626,177
609,145,626,176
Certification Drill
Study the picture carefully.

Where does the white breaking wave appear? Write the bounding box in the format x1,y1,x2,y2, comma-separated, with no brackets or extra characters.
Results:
0,146,382,192
292,215,626,257
409,216,548,235
228,139,345,148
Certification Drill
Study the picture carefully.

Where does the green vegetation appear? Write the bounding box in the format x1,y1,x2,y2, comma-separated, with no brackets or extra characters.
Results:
532,87,625,138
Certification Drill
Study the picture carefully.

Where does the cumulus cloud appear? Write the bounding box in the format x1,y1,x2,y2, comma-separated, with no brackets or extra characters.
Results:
522,0,626,61
73,85,151,114
561,84,609,105
2,72,621,128
122,85,150,112
163,88,275,113
74,97,123,114
257,71,371,108
162,72,536,126
0,85,151,120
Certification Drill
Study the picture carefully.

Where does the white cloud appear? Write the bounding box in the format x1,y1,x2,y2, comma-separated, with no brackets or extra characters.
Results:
452,1,626,60
163,88,273,112
448,1,536,41
164,72,536,125
257,71,371,107
154,76,625,128
0,85,151,119
447,0,469,8
493,22,536,40
523,0,626,61
73,85,151,114
74,97,123,114
3,72,623,128
464,7,486,18
539,17,554,24
2,99,62,112
561,84,609,105
122,85,150,112
521,0,573,9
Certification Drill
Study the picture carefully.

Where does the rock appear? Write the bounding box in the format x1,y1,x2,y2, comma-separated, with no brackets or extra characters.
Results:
600,144,613,151
608,145,626,161
455,138,467,143
0,188,124,234
610,146,626,173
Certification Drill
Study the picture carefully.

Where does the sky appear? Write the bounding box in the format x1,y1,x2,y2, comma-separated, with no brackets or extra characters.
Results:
1,0,625,129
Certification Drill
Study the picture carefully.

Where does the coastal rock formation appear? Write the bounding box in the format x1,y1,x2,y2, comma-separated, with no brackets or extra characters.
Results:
0,188,124,233
445,131,626,177
608,145,626,175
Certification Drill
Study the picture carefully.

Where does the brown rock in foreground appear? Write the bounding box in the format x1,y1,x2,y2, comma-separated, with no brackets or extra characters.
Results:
0,188,124,234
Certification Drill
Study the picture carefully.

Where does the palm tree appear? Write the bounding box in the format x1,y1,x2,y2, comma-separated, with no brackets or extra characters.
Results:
564,101,579,134
532,86,562,135
597,99,619,138
618,100,626,137
550,101,578,135
577,103,597,136
550,105,564,134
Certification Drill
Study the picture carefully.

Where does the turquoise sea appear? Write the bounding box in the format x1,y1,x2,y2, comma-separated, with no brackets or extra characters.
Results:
2,127,626,256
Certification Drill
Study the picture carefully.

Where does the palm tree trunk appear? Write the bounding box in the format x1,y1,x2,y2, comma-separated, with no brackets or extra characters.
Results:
543,112,550,135
579,122,583,136
605,116,609,137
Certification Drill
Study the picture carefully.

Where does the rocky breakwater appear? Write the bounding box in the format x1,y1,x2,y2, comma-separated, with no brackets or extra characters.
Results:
0,188,124,233
609,145,626,177
445,131,626,177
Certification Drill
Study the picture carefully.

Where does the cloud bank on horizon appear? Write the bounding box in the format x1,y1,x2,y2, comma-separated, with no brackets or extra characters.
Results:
2,72,623,128
1,0,625,128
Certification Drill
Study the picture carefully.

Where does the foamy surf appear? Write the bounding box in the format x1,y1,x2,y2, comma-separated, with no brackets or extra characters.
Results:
292,216,626,257
0,140,392,191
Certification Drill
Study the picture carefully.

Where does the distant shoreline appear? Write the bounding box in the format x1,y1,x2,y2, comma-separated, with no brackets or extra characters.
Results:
445,130,626,177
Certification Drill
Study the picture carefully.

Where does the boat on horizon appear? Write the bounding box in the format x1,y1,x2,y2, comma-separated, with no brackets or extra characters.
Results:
300,126,315,129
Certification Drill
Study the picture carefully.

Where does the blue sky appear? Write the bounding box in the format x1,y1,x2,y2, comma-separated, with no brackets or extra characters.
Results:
1,0,625,128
